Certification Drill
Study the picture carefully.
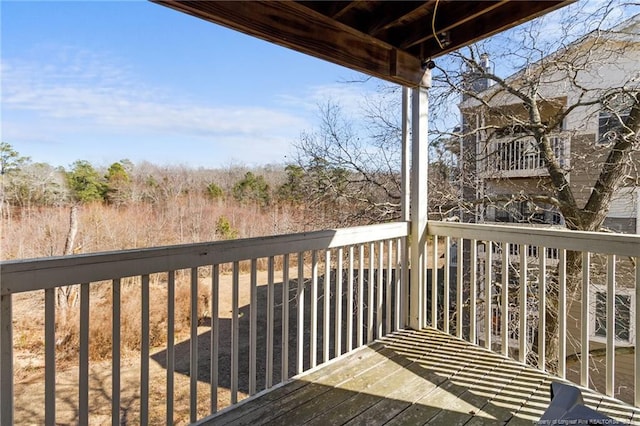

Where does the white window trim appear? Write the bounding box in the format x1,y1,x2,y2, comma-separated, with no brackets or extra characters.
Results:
589,284,635,347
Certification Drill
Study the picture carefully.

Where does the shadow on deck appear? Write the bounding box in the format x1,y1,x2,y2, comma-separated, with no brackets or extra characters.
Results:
152,270,397,396
199,328,640,425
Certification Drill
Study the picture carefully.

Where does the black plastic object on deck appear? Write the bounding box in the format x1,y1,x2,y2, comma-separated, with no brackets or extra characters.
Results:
538,381,621,425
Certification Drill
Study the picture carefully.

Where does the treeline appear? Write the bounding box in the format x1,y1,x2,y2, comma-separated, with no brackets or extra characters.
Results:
1,142,395,259
1,142,287,208
2,142,347,210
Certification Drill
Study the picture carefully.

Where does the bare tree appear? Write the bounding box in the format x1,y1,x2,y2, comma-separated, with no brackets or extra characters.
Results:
430,3,639,373
434,5,639,230
293,3,639,376
294,97,458,226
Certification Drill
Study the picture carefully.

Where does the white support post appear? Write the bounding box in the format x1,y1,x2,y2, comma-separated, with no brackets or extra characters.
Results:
401,87,410,223
409,79,430,330
401,88,410,329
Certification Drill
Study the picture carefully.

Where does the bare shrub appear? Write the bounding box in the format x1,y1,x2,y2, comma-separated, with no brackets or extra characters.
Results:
42,275,209,363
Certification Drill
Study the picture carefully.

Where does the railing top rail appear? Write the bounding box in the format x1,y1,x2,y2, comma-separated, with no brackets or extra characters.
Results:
488,131,570,143
428,221,639,258
1,222,409,295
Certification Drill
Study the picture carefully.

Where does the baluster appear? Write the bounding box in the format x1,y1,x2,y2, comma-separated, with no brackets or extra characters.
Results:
190,269,198,421
267,257,274,388
558,249,567,379
606,255,616,397
538,248,546,371
211,266,219,411
79,283,89,425
249,260,257,394
297,253,305,375
501,244,509,356
347,246,354,351
141,274,150,425
112,279,121,426
335,248,343,357
167,271,176,421
282,254,290,381
519,246,528,363
45,288,56,426
581,252,590,387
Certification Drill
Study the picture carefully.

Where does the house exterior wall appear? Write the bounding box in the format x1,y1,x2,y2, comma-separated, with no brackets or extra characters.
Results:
457,17,639,391
458,24,640,231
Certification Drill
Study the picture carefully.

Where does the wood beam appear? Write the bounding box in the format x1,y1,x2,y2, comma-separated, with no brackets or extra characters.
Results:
406,1,573,58
363,2,432,37
398,0,509,50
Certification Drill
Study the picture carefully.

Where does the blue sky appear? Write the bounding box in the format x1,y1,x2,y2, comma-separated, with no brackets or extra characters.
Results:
2,1,381,169
2,1,636,170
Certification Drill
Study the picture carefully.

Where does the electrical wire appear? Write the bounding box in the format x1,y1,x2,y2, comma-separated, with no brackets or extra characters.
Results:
432,0,445,50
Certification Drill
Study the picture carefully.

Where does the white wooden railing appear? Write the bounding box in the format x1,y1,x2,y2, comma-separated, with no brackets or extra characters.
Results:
427,221,640,406
2,220,639,424
0,222,409,425
482,134,570,178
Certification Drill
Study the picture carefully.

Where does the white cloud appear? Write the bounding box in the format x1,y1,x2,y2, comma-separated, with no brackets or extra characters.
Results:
277,78,387,119
2,46,311,166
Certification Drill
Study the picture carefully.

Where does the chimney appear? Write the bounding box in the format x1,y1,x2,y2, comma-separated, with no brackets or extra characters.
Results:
462,53,492,99
479,53,493,88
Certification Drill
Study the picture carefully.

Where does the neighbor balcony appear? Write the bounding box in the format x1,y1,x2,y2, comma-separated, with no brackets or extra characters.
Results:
479,133,571,179
1,220,639,424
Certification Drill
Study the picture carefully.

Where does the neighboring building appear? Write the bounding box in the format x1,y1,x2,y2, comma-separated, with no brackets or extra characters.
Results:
454,16,640,368
458,15,640,234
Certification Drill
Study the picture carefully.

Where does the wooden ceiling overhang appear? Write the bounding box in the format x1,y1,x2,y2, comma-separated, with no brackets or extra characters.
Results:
154,1,572,87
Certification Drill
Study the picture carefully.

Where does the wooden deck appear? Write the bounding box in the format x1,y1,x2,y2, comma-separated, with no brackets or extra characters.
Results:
202,328,640,425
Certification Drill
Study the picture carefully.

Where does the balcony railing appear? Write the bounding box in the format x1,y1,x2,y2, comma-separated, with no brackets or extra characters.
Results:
0,222,409,425
480,134,570,178
427,221,639,404
1,220,639,424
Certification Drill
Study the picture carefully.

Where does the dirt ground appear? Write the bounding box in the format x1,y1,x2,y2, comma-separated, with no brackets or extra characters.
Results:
13,264,381,425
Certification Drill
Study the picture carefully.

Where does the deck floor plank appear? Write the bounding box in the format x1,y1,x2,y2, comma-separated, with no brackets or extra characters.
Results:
303,335,456,426
269,348,416,424
362,336,488,425
213,342,387,425
202,328,640,426
425,359,528,425
339,335,476,425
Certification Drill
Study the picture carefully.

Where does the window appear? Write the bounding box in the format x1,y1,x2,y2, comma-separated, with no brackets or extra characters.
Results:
492,200,561,225
549,135,568,168
591,286,634,345
598,94,633,144
599,111,630,144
